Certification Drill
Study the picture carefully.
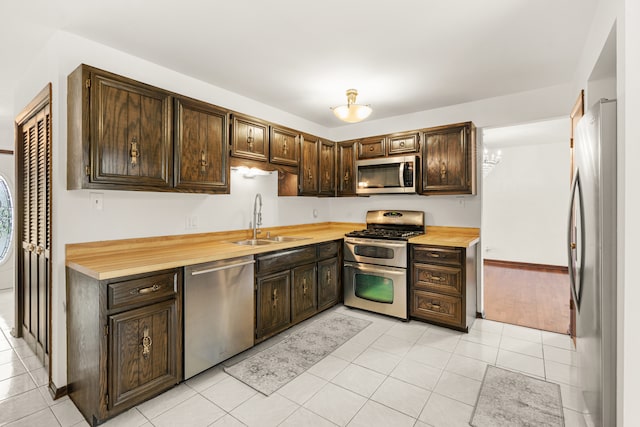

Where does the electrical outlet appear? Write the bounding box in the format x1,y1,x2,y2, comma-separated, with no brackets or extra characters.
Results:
457,197,465,208
185,215,198,229
90,192,103,211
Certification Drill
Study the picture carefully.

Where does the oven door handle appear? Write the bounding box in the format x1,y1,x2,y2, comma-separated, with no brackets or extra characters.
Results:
344,239,407,249
344,261,404,275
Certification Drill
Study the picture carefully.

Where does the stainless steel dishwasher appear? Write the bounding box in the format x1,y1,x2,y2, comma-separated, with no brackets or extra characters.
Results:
184,255,255,379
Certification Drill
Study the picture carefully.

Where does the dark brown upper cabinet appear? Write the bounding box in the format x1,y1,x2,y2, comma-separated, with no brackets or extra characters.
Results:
270,126,299,166
67,64,230,194
421,122,476,195
230,113,269,162
174,98,229,193
357,136,386,159
388,131,420,155
68,65,173,191
319,140,336,196
337,141,357,196
299,135,319,195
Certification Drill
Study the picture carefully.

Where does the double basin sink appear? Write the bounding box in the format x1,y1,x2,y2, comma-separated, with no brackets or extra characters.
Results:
233,235,310,246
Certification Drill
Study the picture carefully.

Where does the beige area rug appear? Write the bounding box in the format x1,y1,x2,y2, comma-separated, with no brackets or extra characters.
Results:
224,312,371,395
471,365,564,427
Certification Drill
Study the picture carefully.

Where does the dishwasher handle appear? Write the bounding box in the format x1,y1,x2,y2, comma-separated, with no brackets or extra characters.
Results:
190,259,255,276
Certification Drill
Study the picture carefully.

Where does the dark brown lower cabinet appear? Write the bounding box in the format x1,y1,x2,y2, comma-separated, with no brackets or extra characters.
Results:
256,271,291,341
291,263,317,323
67,268,182,426
410,244,477,332
255,240,341,343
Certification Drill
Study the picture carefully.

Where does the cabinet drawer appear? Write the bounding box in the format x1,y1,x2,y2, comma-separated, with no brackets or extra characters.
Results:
412,246,462,266
413,264,462,296
411,290,463,327
317,241,339,260
256,245,317,275
358,137,386,159
388,133,419,155
108,272,177,310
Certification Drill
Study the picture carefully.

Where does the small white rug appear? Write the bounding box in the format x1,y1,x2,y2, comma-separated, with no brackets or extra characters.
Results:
471,365,564,427
224,312,371,395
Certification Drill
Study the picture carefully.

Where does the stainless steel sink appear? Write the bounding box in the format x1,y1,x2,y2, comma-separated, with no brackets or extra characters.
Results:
232,239,277,246
265,236,310,242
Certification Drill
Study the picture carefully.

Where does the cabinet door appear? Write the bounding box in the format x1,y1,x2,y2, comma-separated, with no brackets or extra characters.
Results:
230,114,269,162
256,271,291,340
337,141,357,196
317,257,339,311
174,98,229,193
270,126,299,166
291,263,317,322
358,136,386,159
90,71,172,188
388,132,420,155
108,299,180,411
299,136,319,195
422,122,476,195
319,140,336,196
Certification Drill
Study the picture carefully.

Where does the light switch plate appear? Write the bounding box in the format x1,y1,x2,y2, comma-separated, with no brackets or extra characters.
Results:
90,192,103,211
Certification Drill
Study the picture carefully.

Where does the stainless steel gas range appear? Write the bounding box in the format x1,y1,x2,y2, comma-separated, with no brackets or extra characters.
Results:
343,210,425,320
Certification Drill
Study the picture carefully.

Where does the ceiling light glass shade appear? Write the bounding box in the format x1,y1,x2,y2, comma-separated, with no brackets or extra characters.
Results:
332,89,372,123
483,148,502,177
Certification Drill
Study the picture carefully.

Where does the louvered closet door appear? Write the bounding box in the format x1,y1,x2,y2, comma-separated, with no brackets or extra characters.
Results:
20,103,51,365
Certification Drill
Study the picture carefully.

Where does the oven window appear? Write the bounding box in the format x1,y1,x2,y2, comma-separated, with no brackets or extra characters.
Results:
354,245,394,259
354,273,394,304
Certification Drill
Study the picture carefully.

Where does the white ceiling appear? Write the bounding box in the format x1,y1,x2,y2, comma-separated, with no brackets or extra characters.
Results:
0,0,597,128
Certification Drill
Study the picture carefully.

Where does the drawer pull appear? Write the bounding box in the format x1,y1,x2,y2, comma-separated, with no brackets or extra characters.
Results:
141,327,152,358
428,274,446,282
131,283,161,295
429,253,441,258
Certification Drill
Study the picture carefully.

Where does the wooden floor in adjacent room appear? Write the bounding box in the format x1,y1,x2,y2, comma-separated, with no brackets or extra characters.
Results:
484,260,570,334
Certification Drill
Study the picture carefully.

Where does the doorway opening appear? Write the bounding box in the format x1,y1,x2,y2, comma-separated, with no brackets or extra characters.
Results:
481,118,570,334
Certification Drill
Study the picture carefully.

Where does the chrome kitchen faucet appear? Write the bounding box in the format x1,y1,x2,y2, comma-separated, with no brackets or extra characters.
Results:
251,193,262,239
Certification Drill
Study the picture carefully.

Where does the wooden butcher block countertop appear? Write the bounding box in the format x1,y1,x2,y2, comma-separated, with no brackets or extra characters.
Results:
66,222,480,280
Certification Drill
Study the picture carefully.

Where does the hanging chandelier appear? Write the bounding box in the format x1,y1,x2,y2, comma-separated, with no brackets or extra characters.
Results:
331,89,372,123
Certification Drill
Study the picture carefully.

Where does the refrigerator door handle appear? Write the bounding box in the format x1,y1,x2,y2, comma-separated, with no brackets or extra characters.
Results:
567,170,585,312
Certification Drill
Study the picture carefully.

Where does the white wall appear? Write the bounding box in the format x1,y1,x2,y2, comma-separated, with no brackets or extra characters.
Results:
11,29,579,389
482,142,569,266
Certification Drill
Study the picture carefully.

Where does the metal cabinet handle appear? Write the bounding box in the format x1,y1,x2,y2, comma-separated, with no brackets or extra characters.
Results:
35,246,43,255
283,137,288,155
399,141,405,147
369,146,374,151
429,253,441,258
130,138,139,167
247,127,254,149
141,327,152,358
428,274,446,282
200,151,208,174
344,168,350,183
326,269,331,285
302,277,308,295
131,283,161,295
272,288,278,308
27,243,35,252
440,161,447,180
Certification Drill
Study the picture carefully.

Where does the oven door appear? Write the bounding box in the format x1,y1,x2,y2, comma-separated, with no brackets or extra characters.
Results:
344,238,407,268
343,261,407,320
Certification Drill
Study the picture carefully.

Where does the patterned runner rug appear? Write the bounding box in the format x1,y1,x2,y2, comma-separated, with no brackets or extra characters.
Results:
471,365,564,426
225,312,371,395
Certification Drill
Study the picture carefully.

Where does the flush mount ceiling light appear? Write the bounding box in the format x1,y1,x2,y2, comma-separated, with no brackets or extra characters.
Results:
331,89,372,123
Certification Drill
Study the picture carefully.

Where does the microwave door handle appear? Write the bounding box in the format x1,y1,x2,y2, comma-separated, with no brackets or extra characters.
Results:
398,162,405,187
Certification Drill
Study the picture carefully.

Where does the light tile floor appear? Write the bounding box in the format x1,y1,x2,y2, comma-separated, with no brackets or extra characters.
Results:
0,289,587,426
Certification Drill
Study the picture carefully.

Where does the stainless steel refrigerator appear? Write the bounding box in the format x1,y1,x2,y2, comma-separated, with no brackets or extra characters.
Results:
568,99,617,427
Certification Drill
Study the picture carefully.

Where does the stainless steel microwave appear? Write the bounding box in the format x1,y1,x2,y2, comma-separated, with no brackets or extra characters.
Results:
356,155,418,194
